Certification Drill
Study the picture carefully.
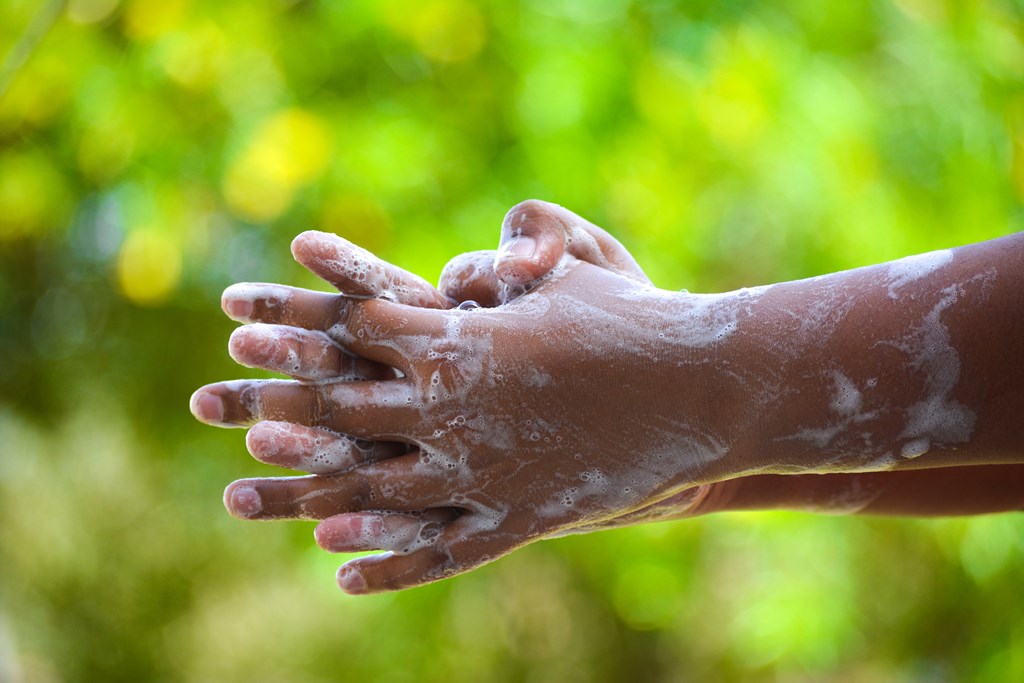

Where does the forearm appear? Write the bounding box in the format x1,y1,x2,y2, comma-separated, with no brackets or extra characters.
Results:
700,232,1024,477
702,466,1024,517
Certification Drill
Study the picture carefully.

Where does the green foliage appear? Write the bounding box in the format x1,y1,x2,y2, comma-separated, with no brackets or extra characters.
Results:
1,0,1022,681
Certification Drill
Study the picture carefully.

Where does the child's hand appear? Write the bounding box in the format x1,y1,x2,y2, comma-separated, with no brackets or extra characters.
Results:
194,237,742,593
192,203,1024,593
208,200,707,523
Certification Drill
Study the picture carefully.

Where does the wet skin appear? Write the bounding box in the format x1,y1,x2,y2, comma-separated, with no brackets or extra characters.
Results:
192,200,1024,593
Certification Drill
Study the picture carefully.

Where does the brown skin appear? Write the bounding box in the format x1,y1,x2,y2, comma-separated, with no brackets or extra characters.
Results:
192,200,1024,594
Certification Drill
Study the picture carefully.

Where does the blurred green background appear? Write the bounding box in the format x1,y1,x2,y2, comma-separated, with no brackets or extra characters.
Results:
1,0,1023,681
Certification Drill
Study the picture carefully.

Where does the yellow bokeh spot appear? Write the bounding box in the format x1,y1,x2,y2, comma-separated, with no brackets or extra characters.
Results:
124,0,189,41
78,122,136,185
161,23,227,89
411,0,486,64
0,55,73,133
117,229,182,305
223,109,332,222
0,151,68,239
223,164,297,223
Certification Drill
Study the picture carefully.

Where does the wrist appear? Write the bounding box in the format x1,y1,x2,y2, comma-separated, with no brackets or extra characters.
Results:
631,287,756,485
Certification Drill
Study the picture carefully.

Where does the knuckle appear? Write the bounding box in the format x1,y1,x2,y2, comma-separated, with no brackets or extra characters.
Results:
350,470,376,508
310,385,335,426
332,296,352,326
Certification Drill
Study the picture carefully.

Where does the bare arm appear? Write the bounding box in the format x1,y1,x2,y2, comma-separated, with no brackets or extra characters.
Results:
708,231,1024,480
193,201,1023,593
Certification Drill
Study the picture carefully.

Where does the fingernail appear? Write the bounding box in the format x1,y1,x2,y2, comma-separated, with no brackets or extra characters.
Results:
228,486,262,518
224,298,253,321
337,565,367,594
190,390,224,424
498,235,536,262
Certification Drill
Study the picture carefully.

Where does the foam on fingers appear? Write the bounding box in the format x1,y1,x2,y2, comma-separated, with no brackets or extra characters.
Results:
228,323,355,381
292,230,447,308
221,283,294,323
246,421,403,474
314,511,449,555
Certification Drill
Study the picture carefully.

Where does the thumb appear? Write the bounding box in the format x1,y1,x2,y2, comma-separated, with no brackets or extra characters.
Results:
494,200,651,287
437,250,508,308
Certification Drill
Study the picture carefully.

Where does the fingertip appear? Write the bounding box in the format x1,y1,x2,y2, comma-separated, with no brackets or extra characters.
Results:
221,287,254,322
226,325,251,364
190,388,225,424
337,561,369,594
223,480,263,519
502,198,562,226
221,283,292,323
245,420,280,460
496,199,567,286
291,229,346,263
313,518,334,551
289,230,320,260
314,515,349,552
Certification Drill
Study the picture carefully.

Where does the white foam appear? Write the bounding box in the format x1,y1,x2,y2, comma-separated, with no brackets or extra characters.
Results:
222,283,293,321
829,371,863,416
894,283,978,448
900,437,930,459
886,249,953,299
303,232,440,307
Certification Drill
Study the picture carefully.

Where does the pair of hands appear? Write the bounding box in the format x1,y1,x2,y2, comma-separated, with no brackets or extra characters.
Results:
191,200,720,593
191,200,1024,592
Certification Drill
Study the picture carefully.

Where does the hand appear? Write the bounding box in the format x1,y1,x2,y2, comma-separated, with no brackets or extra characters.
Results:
202,200,717,510
194,235,742,593
193,201,1024,594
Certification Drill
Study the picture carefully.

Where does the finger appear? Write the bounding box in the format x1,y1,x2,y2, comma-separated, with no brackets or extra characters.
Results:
228,324,391,382
495,199,651,287
314,508,457,553
246,421,407,474
328,297,448,371
223,454,450,520
221,284,400,378
438,250,507,308
189,379,422,439
333,514,521,594
561,486,713,535
291,230,449,308
221,283,348,329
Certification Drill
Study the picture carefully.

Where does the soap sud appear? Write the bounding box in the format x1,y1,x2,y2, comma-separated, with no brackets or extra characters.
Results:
769,255,993,470
779,371,878,454
886,249,953,300
220,379,264,419
232,324,347,380
892,282,979,448
806,476,882,515
342,513,446,555
251,421,370,474
829,371,863,416
223,283,293,320
900,437,930,459
302,232,440,307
